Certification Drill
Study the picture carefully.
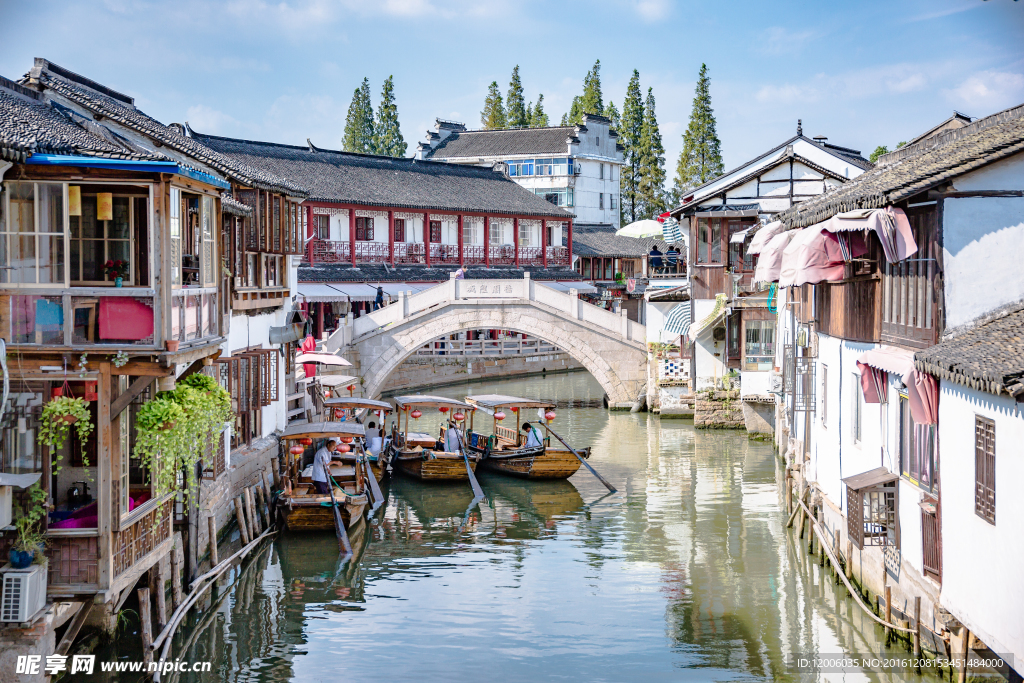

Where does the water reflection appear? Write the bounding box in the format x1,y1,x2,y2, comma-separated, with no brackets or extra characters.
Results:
107,372,947,683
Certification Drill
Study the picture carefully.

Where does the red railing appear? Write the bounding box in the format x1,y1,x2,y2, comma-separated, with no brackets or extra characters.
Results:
489,245,515,266
311,239,350,263
430,243,461,264
394,242,425,264
306,241,572,268
518,246,544,266
547,246,570,267
463,245,486,265
354,241,390,263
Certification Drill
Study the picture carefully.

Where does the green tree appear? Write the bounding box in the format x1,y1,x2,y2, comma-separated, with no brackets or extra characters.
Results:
604,100,620,129
619,70,644,224
563,60,603,125
506,66,529,128
481,81,507,129
342,77,374,154
372,75,406,157
869,141,907,163
637,87,667,219
529,94,549,127
672,63,724,203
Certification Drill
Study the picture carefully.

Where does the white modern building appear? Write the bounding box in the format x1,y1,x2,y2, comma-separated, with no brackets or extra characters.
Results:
416,114,624,229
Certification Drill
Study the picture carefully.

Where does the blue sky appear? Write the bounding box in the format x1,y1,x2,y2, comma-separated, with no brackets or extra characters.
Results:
2,0,1023,175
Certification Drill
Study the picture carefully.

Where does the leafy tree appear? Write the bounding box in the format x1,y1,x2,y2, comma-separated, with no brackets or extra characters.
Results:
481,81,507,129
869,141,907,163
372,75,406,157
619,70,644,224
563,60,603,125
506,66,529,128
604,100,620,129
342,77,374,154
529,94,549,127
672,63,724,203
637,87,667,218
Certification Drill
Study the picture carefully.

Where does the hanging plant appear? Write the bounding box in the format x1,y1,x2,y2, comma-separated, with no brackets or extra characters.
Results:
37,396,94,473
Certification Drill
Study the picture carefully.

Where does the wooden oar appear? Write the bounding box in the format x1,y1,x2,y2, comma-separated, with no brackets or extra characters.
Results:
541,423,617,493
450,422,484,503
360,444,385,517
321,458,353,559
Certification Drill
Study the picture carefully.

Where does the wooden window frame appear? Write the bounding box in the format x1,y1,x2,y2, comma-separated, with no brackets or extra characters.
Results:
881,204,941,348
429,220,442,243
394,218,406,243
847,481,899,550
975,414,996,524
355,216,375,241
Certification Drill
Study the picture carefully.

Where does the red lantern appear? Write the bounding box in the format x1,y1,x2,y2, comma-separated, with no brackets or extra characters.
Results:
494,411,506,421
439,406,449,413
411,409,422,419
511,407,519,413
347,385,354,391
338,443,351,453
289,444,304,455
334,408,344,420
340,435,353,444
545,411,557,421
299,437,313,446
403,405,410,411
453,412,465,422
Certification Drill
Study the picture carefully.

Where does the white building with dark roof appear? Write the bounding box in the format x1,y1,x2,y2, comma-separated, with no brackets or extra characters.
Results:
417,114,624,229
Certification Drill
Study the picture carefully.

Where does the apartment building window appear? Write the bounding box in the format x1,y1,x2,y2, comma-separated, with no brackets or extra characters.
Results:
535,188,573,207
975,415,996,524
696,217,722,264
599,193,604,209
610,194,617,210
315,215,330,239
355,216,374,241
851,372,863,443
744,320,774,371
600,163,605,180
531,158,570,176
821,365,828,427
508,159,534,177
394,218,406,242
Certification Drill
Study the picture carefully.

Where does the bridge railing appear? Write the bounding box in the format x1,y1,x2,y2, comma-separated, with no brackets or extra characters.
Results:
346,273,646,344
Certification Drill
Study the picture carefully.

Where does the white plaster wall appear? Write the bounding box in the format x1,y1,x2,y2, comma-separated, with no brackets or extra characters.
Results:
224,306,289,437
938,384,1024,664
574,159,622,227
692,298,725,389
942,155,1024,330
644,300,677,344
740,370,771,396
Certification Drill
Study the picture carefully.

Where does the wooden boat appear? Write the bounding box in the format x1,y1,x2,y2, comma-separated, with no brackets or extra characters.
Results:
464,395,590,480
321,396,394,482
389,395,480,481
277,422,373,532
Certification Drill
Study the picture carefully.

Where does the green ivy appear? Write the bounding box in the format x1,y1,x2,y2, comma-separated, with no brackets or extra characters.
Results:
37,396,94,473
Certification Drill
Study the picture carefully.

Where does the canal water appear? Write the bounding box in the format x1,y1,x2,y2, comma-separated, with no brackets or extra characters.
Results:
99,371,943,682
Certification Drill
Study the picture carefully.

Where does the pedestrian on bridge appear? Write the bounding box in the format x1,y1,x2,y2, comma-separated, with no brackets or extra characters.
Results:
455,266,466,279
373,286,384,310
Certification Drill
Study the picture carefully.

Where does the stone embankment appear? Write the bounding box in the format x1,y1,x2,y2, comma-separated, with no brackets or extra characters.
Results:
694,389,745,428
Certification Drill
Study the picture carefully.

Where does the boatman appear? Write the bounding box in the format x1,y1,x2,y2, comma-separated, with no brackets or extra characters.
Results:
311,438,339,495
521,421,544,448
444,421,464,453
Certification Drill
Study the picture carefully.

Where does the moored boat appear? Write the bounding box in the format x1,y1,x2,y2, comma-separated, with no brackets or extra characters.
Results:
389,396,480,481
464,395,588,480
321,396,394,482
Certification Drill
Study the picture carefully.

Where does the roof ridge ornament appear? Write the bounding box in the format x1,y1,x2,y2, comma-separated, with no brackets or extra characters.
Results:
797,119,803,136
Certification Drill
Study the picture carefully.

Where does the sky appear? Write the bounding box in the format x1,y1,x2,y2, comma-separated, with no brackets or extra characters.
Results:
1,0,1023,177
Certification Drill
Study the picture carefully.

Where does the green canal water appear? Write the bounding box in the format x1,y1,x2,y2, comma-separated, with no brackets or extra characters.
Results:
97,371,944,682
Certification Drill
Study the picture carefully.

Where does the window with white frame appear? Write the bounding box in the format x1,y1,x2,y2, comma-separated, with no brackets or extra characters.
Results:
489,221,513,245
743,320,775,371
462,218,482,245
0,181,66,286
534,188,573,207
610,194,617,210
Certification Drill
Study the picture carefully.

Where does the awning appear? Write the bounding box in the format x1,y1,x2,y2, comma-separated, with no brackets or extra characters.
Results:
753,230,797,283
661,218,684,244
24,154,231,189
822,208,918,263
730,226,754,244
841,466,898,491
544,281,598,294
0,472,42,489
299,374,358,386
295,352,352,367
663,301,692,337
747,221,783,255
778,226,846,288
855,346,938,424
297,284,348,302
687,293,726,342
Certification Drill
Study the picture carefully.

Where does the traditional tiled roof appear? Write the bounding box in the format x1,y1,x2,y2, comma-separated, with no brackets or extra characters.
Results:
1,74,164,163
572,225,664,257
192,132,572,218
915,305,1024,398
776,102,1024,230
299,263,583,283
24,59,305,196
424,127,578,159
221,194,252,216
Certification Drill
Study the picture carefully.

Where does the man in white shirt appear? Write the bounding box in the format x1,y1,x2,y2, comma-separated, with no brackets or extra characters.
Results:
311,438,339,494
445,423,463,453
521,422,543,448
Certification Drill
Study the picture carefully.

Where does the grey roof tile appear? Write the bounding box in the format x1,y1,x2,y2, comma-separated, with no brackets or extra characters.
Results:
425,127,577,159
572,225,666,257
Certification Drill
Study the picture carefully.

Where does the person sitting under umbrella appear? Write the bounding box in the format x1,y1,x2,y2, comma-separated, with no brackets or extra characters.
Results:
666,244,680,272
648,245,664,274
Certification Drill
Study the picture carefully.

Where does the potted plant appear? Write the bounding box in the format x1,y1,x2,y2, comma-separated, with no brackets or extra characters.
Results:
10,485,48,569
102,259,129,287
38,395,94,471
165,339,180,353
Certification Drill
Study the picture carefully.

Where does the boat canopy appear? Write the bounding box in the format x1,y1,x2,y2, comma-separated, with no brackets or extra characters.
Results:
322,397,393,411
281,421,366,440
393,395,477,410
465,395,555,410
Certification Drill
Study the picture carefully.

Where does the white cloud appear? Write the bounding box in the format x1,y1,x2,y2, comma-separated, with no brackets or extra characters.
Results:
382,0,437,16
944,70,1024,112
635,0,670,22
758,26,816,55
755,63,935,104
184,105,243,135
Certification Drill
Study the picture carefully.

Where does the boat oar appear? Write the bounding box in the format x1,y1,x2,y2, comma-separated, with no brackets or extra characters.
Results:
322,459,353,560
541,423,617,493
451,422,484,504
360,445,385,517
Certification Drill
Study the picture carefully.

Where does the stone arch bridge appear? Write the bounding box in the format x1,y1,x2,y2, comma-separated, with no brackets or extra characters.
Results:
327,275,647,407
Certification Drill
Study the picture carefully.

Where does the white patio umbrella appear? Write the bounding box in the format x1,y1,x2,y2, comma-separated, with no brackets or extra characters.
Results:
295,352,353,366
616,219,664,239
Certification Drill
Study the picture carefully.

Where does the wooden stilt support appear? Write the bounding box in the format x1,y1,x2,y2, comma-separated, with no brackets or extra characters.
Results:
797,484,807,539
139,587,153,665
153,564,167,631
235,496,250,545
884,584,893,644
785,468,792,515
958,627,971,683
245,487,259,536
55,602,93,656
270,456,281,488
913,596,922,658
208,515,219,567
833,532,841,583
171,534,182,609
254,485,268,529
263,472,276,524
845,539,853,595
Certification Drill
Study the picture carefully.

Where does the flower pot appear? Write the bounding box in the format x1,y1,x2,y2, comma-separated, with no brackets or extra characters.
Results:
114,277,123,288
165,339,180,352
9,548,34,569
57,414,79,425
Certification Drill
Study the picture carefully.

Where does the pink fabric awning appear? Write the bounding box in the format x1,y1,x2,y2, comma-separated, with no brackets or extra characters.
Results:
753,230,797,283
822,207,918,263
855,346,938,424
747,221,784,255
778,226,846,288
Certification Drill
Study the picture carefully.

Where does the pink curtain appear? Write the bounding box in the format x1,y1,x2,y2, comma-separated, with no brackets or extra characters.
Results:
910,371,939,425
857,362,888,404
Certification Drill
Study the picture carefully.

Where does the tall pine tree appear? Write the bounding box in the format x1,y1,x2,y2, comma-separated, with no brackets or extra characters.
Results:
619,70,644,224
342,77,374,154
481,81,507,129
603,100,620,129
672,63,723,202
506,66,529,128
530,95,549,127
372,76,406,157
637,87,667,219
563,60,603,125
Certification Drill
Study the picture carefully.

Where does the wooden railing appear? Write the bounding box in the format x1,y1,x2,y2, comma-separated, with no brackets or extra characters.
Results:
113,498,173,578
495,424,519,446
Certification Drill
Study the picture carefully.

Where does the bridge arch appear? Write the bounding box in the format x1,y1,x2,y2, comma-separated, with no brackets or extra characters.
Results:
348,288,648,407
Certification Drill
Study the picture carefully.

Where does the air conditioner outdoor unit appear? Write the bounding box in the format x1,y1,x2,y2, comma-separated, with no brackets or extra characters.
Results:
1,564,47,622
